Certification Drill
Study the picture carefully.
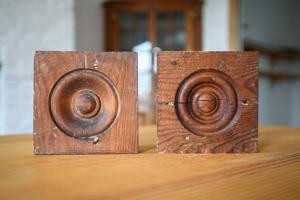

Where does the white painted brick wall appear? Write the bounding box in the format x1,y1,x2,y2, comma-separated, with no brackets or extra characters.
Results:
0,0,75,134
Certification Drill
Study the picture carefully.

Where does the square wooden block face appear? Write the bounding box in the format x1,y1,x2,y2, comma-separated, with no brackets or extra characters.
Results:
157,51,258,153
34,51,138,154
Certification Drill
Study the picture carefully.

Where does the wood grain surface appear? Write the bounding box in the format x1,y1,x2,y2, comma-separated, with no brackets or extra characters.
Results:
34,51,138,154
0,126,300,200
157,51,258,153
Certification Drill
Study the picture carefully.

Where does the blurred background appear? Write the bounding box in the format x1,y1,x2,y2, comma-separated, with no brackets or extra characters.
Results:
0,0,300,135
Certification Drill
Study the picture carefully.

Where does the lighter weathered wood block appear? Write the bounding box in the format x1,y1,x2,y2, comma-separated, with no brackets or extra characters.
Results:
157,51,259,153
34,51,138,154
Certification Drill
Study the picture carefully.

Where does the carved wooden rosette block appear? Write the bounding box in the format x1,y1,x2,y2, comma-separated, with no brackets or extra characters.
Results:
34,51,138,154
157,51,258,153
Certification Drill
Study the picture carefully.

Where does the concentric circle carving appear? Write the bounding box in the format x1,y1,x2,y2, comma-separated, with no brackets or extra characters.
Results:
175,69,241,136
71,89,101,119
50,69,120,139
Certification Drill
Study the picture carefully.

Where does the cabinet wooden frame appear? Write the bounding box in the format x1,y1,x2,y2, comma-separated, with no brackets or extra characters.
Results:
103,0,203,51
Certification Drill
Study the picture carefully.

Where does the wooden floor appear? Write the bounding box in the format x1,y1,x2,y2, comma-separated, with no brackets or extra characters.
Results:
0,126,299,200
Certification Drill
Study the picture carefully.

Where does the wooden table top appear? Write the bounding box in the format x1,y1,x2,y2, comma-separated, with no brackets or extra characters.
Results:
0,126,299,200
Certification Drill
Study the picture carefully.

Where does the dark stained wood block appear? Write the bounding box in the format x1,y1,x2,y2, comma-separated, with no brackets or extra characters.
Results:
34,51,138,154
157,51,259,153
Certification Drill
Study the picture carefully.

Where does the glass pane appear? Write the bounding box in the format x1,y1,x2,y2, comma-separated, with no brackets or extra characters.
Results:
120,12,149,51
157,12,185,50
119,12,154,125
133,41,152,96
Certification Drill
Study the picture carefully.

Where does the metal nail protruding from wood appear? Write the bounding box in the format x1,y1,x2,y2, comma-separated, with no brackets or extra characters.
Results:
93,136,99,144
168,102,175,106
93,59,99,67
218,62,225,68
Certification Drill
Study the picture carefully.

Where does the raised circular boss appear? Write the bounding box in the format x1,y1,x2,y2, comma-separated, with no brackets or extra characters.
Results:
49,69,120,139
175,69,241,136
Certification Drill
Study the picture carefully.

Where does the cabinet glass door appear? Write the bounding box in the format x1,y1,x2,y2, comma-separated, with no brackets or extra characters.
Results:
119,12,149,51
157,12,186,50
119,11,153,121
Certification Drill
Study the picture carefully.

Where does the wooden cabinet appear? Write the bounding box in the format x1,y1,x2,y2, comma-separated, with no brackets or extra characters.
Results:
104,0,203,125
104,0,203,51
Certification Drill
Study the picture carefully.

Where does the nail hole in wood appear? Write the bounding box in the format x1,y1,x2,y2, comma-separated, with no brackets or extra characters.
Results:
171,60,177,66
242,100,249,105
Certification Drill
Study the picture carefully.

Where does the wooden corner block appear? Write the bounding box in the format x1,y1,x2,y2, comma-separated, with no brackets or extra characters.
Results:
34,51,138,154
157,51,259,153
